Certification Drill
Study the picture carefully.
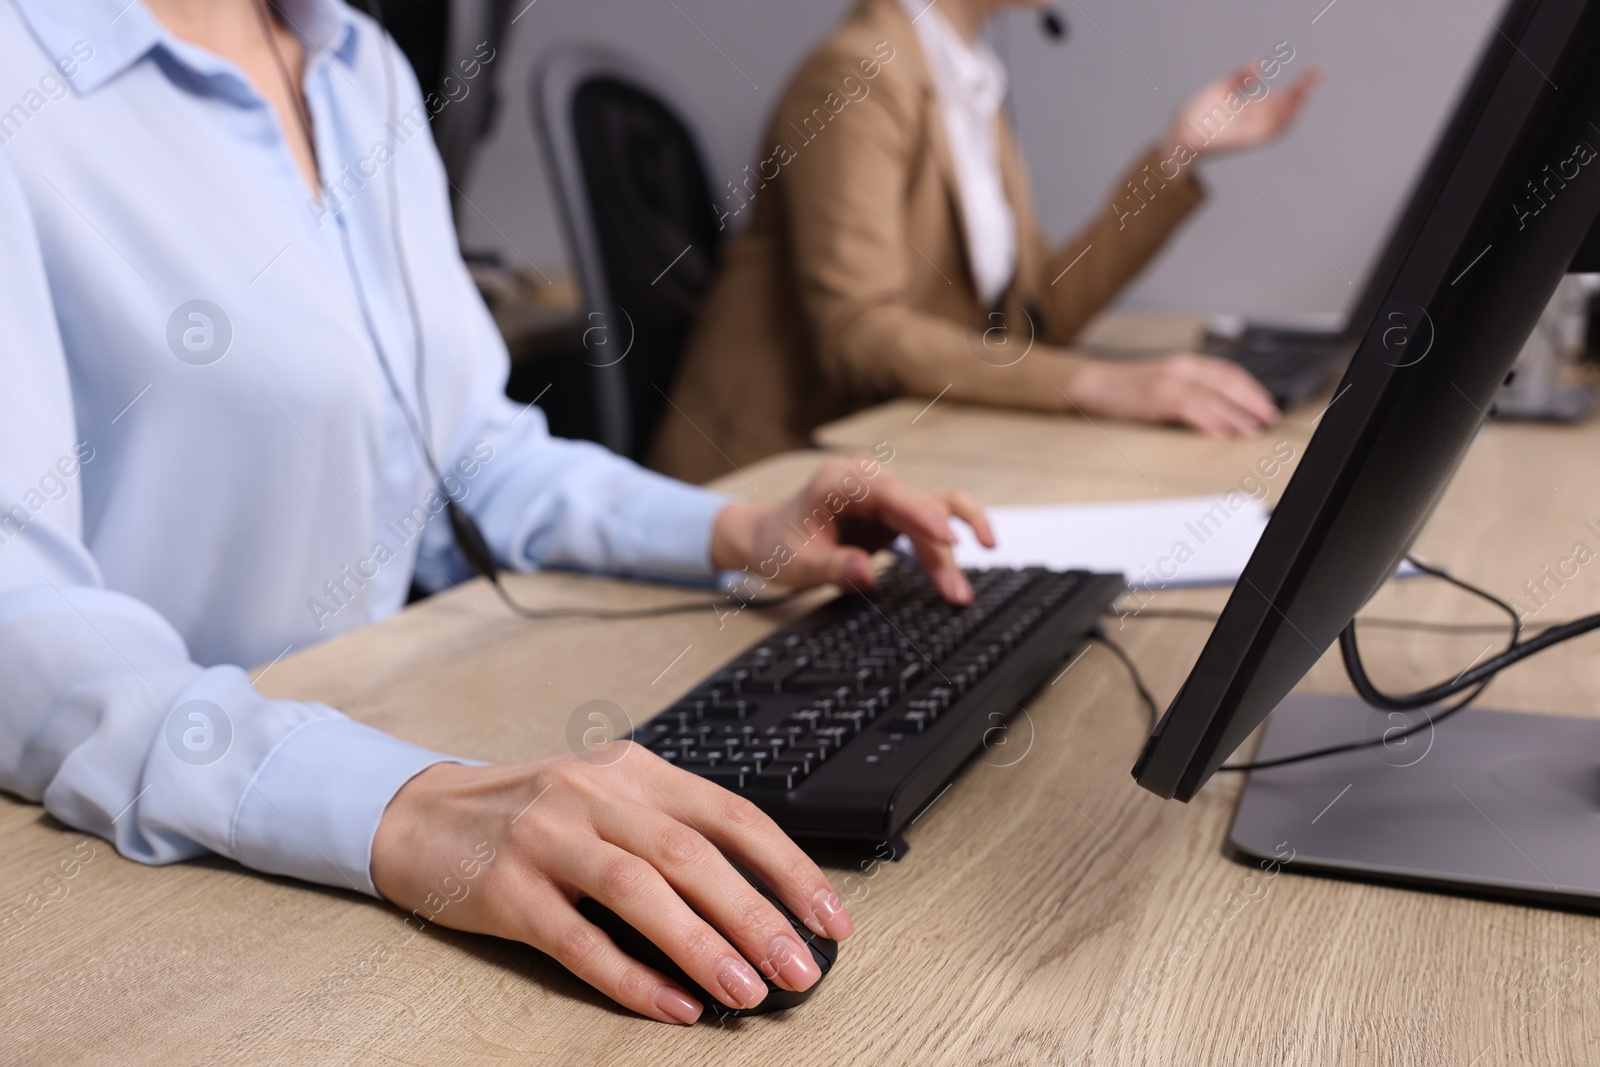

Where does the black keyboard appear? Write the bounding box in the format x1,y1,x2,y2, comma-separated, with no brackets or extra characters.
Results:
1203,324,1350,408
631,559,1124,841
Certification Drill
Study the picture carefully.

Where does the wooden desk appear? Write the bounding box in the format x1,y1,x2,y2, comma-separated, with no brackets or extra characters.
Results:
814,311,1331,492
5,418,1600,1065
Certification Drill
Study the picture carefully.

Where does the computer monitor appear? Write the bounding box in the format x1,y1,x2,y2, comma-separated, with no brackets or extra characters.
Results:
1134,0,1600,909
1212,1,1597,415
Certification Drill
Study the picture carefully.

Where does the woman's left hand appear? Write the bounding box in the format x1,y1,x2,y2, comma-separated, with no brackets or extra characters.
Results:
710,455,995,605
1169,62,1321,158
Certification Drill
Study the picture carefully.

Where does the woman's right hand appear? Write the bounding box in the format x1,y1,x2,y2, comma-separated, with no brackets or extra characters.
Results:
1064,352,1280,438
370,747,855,1024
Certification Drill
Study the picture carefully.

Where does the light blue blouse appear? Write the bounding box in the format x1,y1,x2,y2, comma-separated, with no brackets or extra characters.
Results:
0,0,726,896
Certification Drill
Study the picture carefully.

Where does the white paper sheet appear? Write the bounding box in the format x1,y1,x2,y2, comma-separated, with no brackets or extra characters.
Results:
899,495,1274,588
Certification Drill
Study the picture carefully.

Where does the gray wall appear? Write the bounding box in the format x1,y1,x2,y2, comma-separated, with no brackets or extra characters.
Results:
460,0,1493,319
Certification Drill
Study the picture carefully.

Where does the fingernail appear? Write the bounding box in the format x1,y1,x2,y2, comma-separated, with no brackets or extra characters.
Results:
940,571,971,604
716,957,767,1008
810,886,854,940
760,934,822,991
654,986,703,1025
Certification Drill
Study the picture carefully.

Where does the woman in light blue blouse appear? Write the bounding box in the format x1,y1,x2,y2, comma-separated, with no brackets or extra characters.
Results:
0,0,996,1023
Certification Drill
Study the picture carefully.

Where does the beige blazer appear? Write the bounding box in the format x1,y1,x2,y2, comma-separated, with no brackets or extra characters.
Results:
650,0,1205,483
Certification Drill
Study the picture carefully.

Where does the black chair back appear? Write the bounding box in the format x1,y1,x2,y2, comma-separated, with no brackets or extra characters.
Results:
536,50,723,459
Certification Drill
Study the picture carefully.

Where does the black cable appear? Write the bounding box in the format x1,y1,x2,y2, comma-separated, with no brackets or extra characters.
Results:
1101,555,1595,773
1402,554,1523,637
1340,610,1600,711
1108,608,1571,635
1088,628,1160,729
1109,555,1530,639
1226,555,1537,769
1215,681,1489,772
361,0,435,447
1105,606,1222,624
1339,555,1600,711
1221,554,1521,771
251,0,317,137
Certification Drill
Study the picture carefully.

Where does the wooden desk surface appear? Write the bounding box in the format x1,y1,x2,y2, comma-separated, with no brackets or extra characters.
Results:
5,416,1600,1065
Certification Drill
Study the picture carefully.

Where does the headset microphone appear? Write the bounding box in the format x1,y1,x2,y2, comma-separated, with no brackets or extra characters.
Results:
1040,7,1068,42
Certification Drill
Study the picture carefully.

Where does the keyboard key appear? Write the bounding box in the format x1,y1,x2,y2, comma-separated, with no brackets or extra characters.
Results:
747,766,802,790
758,658,807,692
791,670,857,690
678,758,725,776
690,763,756,790
774,753,814,774
879,710,931,733
786,742,831,763
814,726,850,748
832,709,870,731
672,699,710,719
706,699,759,720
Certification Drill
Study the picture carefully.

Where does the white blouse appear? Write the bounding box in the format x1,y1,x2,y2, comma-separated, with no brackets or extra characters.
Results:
0,0,725,898
898,0,1019,308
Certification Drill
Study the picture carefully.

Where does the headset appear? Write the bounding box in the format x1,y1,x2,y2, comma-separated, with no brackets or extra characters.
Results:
251,0,792,620
1039,7,1068,42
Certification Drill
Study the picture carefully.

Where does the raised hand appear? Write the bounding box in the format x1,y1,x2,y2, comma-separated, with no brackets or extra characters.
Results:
1170,62,1321,159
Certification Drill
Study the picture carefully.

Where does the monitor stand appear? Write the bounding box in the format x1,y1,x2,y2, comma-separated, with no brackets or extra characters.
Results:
1228,692,1600,911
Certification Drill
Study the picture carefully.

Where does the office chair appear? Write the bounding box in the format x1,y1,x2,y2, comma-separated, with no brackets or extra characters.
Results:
534,47,725,459
374,0,513,224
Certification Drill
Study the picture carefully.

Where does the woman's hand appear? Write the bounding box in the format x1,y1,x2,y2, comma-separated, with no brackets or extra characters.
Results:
710,455,996,605
1169,62,1320,158
1064,353,1280,438
371,751,855,1025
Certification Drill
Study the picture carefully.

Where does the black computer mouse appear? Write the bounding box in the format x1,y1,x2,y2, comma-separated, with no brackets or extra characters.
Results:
576,858,839,1019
